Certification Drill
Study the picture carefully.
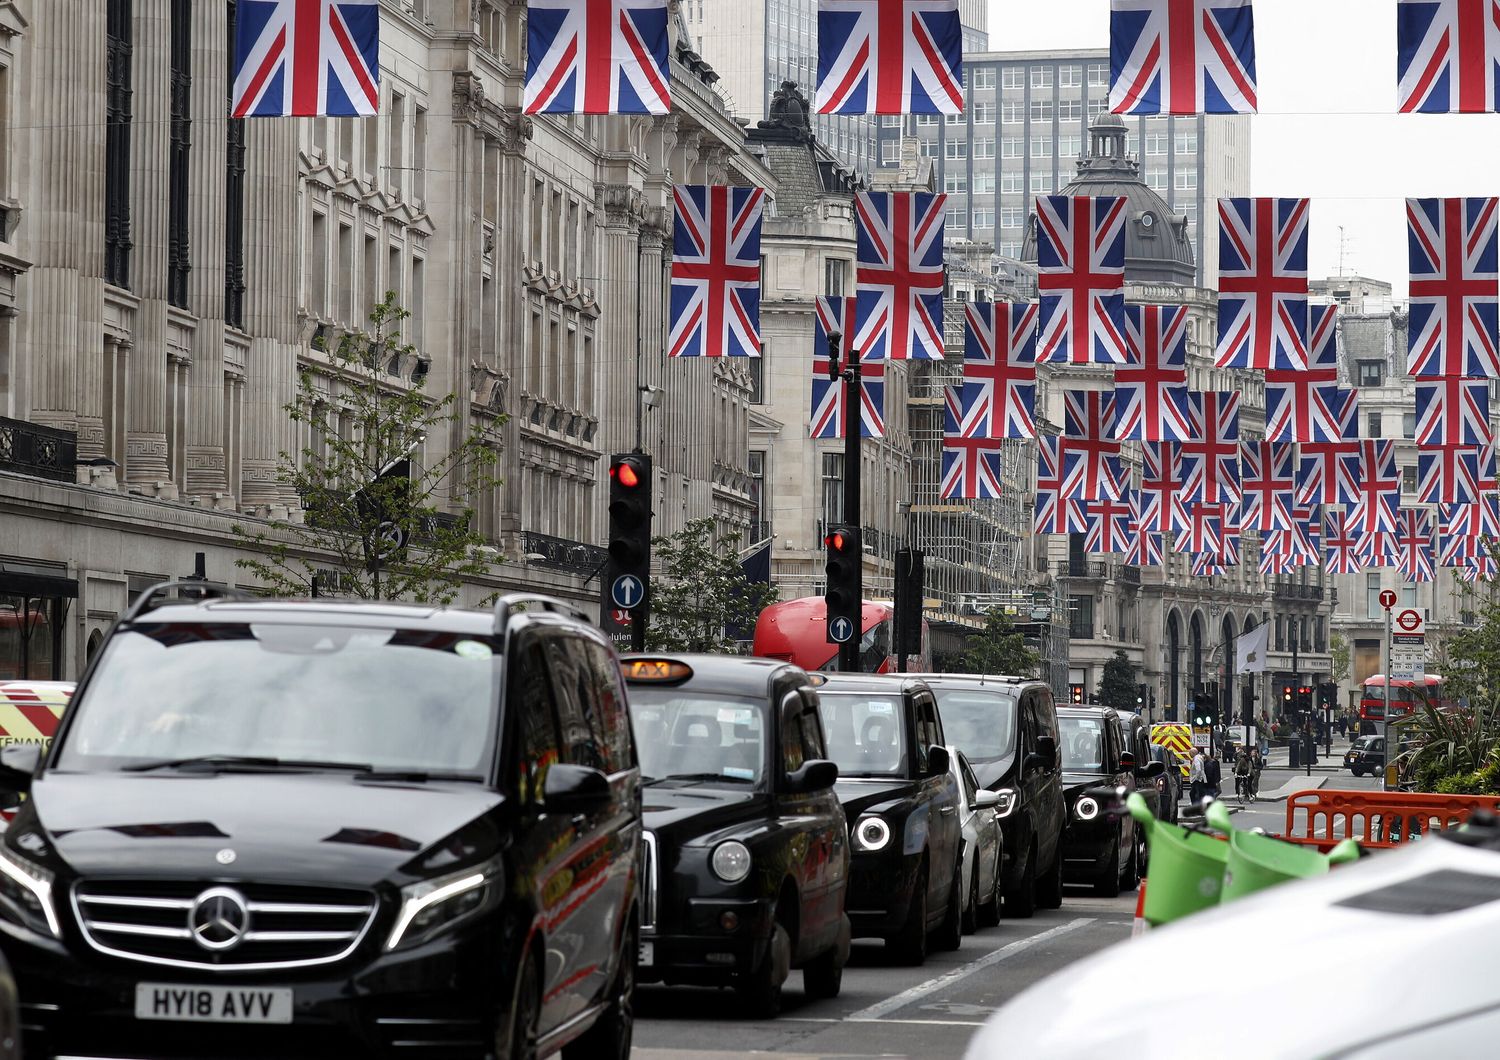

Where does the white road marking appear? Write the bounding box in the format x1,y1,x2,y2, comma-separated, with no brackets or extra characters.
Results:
780,1017,989,1027
845,918,1096,1022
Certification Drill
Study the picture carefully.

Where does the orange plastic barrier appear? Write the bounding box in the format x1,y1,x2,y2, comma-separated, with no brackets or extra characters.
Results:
1282,789,1500,851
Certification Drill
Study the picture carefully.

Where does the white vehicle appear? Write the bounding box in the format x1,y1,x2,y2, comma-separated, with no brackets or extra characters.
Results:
947,745,1004,933
966,823,1500,1058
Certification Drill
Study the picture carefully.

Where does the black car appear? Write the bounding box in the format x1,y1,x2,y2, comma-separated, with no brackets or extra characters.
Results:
813,675,963,965
1148,742,1182,824
0,582,640,1060
1056,706,1163,897
621,655,849,1016
1346,734,1407,777
908,674,1065,918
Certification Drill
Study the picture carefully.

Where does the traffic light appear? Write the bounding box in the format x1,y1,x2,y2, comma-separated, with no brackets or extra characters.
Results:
823,524,861,645
1192,694,1218,728
606,453,653,622
1069,684,1084,703
1282,684,1293,708
1297,686,1314,714
892,549,924,657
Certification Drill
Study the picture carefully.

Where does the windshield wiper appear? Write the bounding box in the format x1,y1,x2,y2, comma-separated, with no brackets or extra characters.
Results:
123,755,376,774
645,772,755,786
355,768,484,783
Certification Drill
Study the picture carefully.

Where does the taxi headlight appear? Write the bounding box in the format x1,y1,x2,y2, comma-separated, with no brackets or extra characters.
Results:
993,788,1018,819
854,816,892,852
386,857,502,951
1074,796,1100,822
711,841,752,883
0,839,60,939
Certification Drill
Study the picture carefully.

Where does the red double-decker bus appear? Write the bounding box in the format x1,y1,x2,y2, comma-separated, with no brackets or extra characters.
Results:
751,597,929,674
1359,673,1447,723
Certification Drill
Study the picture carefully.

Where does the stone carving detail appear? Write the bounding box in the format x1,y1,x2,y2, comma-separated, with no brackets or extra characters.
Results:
453,70,486,123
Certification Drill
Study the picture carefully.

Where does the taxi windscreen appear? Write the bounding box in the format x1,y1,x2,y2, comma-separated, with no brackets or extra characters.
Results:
930,689,1017,763
1059,714,1105,773
628,689,765,785
815,693,909,778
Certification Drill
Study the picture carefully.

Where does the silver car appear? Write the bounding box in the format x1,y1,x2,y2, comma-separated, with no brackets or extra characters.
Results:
948,746,1004,933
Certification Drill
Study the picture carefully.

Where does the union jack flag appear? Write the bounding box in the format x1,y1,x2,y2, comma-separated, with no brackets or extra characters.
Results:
815,0,965,115
1036,196,1130,365
1139,443,1189,532
1239,441,1296,532
1109,0,1258,115
1265,304,1341,442
942,390,1005,498
1461,554,1499,582
1085,493,1137,554
1215,197,1310,370
1395,508,1436,583
1126,528,1165,567
1419,443,1499,504
1357,530,1398,569
854,191,947,360
811,297,885,438
1176,501,1224,555
1180,392,1241,504
1296,438,1361,506
1397,0,1500,113
1060,391,1127,500
231,0,380,117
1415,377,1493,446
1115,305,1192,441
1345,441,1401,535
1440,530,1483,566
1407,197,1500,377
1035,436,1089,534
523,0,671,114
1192,553,1227,577
1258,544,1298,576
962,303,1038,438
669,186,765,358
1323,507,1362,574
1442,496,1500,538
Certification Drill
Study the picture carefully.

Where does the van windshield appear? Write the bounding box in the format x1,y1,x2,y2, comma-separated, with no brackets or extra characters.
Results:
930,688,1017,763
55,625,502,778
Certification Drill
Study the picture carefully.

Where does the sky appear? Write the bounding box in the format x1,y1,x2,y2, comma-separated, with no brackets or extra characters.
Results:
984,0,1500,299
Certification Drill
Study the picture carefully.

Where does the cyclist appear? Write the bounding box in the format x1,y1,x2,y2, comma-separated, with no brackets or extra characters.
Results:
1233,744,1261,802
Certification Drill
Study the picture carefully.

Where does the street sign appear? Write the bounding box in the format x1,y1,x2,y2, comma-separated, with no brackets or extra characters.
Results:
610,608,633,628
610,573,645,610
1394,607,1425,636
1191,726,1211,749
1378,589,1398,610
1390,643,1426,681
828,615,855,644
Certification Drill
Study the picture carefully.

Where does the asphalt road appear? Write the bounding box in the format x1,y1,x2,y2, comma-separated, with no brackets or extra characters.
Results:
632,886,1136,1060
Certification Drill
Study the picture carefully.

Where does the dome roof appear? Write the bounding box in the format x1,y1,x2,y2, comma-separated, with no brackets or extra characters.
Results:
1022,114,1197,286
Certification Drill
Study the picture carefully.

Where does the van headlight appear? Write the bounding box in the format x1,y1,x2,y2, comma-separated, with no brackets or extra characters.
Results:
854,816,892,852
711,841,752,883
993,788,1018,819
1074,796,1100,822
0,839,60,939
386,857,502,951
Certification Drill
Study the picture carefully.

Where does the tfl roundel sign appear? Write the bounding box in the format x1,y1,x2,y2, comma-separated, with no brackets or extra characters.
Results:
1394,608,1425,636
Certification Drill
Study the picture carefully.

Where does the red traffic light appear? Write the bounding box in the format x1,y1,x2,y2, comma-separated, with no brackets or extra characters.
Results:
1282,686,1292,698
611,460,642,489
825,531,848,552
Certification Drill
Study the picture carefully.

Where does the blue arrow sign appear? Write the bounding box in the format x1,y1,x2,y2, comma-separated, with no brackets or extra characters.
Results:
611,574,645,610
828,616,854,644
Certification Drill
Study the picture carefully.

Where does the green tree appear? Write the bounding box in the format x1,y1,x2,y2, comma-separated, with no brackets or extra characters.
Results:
233,295,502,604
1097,648,1139,713
957,610,1040,677
646,518,779,653
1329,632,1352,684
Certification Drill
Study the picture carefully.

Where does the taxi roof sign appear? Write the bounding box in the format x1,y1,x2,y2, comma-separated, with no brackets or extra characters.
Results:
622,659,693,684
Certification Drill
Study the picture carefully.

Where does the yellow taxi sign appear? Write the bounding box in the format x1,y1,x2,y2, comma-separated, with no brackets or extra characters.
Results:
622,659,693,684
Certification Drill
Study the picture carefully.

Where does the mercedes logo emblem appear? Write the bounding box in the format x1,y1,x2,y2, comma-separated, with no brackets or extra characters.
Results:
189,887,251,952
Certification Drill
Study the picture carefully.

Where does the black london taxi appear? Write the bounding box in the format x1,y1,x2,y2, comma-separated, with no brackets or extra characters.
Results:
622,655,849,1017
0,583,641,1060
1057,705,1163,897
907,674,1065,917
813,674,963,965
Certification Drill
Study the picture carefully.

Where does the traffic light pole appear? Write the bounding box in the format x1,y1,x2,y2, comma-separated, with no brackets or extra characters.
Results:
839,333,862,674
1382,606,1392,791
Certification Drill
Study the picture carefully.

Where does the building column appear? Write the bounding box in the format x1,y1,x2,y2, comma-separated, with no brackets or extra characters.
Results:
125,301,170,489
494,108,531,549
598,185,643,457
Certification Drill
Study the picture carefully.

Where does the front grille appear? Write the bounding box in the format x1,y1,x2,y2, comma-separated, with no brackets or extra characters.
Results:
640,831,658,933
72,879,379,971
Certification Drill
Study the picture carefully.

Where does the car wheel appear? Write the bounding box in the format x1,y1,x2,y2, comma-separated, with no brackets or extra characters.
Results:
932,858,964,952
1093,832,1122,898
978,851,1003,926
1003,842,1037,919
1121,828,1141,892
961,856,979,935
888,864,929,966
563,922,635,1060
1034,839,1064,910
802,913,848,1000
737,909,791,1019
496,947,540,1060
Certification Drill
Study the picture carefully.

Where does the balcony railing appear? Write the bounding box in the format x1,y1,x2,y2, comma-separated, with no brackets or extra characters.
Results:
521,530,607,577
1056,559,1107,578
0,417,77,483
1120,564,1141,586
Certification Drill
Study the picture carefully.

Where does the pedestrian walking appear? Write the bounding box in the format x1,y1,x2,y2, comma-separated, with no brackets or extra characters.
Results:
1189,746,1208,809
1205,749,1222,799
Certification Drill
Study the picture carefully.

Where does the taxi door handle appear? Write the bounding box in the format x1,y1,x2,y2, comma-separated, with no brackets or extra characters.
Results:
939,806,956,816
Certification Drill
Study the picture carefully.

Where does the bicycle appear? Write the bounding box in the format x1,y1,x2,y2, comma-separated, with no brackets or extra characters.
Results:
1234,769,1257,805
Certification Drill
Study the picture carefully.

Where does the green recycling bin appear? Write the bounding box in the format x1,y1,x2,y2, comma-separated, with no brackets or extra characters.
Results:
1127,793,1229,926
1204,801,1360,903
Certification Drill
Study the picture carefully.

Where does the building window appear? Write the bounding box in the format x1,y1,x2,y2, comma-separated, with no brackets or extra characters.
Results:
1058,135,1081,156
225,0,246,328
822,453,844,526
1357,360,1384,386
1175,131,1199,154
973,208,994,229
974,172,995,193
1001,136,1023,159
945,139,967,159
943,172,967,193
945,111,964,125
1031,136,1051,158
1002,67,1023,89
919,139,936,157
1030,173,1051,193
972,101,995,123
1001,206,1025,229
1367,412,1382,438
1058,98,1083,121
1401,464,1418,494
748,451,765,532
1088,98,1109,119
1030,99,1053,121
880,139,900,163
1146,170,1167,191
881,115,902,128
972,138,995,158
1365,572,1382,619
1069,595,1094,639
1001,171,1022,191
1088,63,1109,87
825,258,846,297
916,113,938,126
946,208,967,230
973,67,996,90
1402,411,1416,438
167,0,192,309
105,0,134,289
748,353,763,404
1060,64,1082,88
1145,133,1168,155
1174,169,1198,191
1002,100,1024,123
1031,67,1053,89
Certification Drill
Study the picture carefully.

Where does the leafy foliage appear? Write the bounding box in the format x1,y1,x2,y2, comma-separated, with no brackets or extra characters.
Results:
646,518,779,653
1097,649,1139,713
956,610,1040,678
233,296,502,604
1329,632,1352,684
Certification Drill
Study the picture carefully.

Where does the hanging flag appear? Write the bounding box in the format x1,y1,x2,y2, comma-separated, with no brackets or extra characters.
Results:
1060,391,1127,500
1115,305,1192,441
1126,493,1164,566
1442,496,1500,538
1233,621,1270,674
942,394,1005,498
668,185,764,358
1216,502,1243,566
1357,530,1399,569
1407,197,1500,377
1323,507,1362,574
1265,303,1341,442
1036,196,1130,365
854,191,947,360
1192,553,1226,577
815,0,964,115
1258,546,1298,575
524,0,671,114
1397,0,1500,113
1345,440,1401,534
1461,554,1498,582
1180,392,1241,505
811,298,885,438
1176,502,1224,555
1415,377,1493,446
1296,438,1361,506
1035,436,1088,534
1085,493,1137,554
1139,442,1189,532
232,0,380,117
963,302,1038,438
1109,0,1258,115
1239,441,1296,532
1419,443,1499,504
1395,508,1436,583
1215,197,1310,370
1441,531,1487,567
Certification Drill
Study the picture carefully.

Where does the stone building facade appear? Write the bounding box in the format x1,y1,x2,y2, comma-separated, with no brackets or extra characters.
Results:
0,0,770,680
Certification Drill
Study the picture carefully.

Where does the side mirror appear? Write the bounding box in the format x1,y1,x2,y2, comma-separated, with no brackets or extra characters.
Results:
1035,735,1057,767
1119,750,1137,771
974,789,1000,810
0,744,42,795
787,759,838,793
1138,760,1165,779
543,764,612,816
926,745,950,777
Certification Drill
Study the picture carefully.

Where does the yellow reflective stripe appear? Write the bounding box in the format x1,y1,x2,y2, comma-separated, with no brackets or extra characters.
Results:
0,703,46,743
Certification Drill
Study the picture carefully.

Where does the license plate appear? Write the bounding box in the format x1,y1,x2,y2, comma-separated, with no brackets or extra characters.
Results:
135,984,293,1024
638,941,654,967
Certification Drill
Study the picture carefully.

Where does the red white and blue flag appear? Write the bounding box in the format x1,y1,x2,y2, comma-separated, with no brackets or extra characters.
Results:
1139,443,1189,532
1296,438,1361,506
1397,0,1500,113
1215,197,1309,370
1176,502,1224,556
1036,196,1130,365
1441,532,1486,566
1239,441,1296,532
1109,0,1258,115
1443,497,1500,538
1345,441,1401,535
854,191,947,360
523,0,671,114
1415,377,1492,446
1462,553,1499,581
1265,303,1340,442
1085,494,1137,554
232,0,380,117
1127,494,1165,566
941,430,1006,500
1060,391,1127,500
1417,443,1497,505
815,0,965,115
1357,531,1398,569
1323,508,1362,575
1407,197,1500,377
1395,508,1436,583
811,297,885,438
1115,305,1192,441
963,303,1038,438
1035,437,1089,535
1180,391,1241,505
669,185,764,358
